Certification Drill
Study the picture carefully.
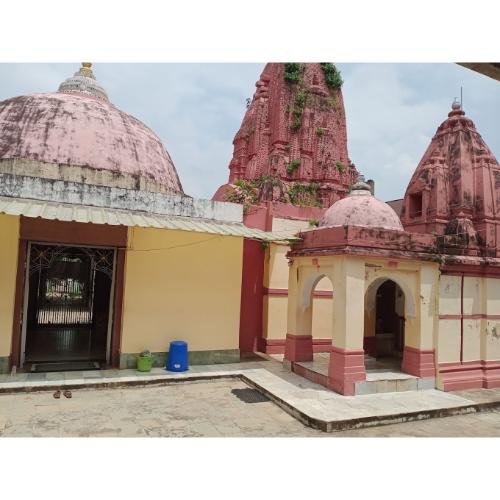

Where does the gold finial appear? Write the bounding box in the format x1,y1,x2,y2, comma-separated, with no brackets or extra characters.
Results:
80,62,94,78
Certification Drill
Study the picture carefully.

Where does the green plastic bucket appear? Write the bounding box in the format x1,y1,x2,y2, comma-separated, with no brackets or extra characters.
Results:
137,356,153,372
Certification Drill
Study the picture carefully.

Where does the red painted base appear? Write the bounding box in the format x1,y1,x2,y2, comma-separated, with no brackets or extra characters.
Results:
402,346,435,377
439,360,500,391
259,337,331,355
483,361,500,388
327,346,366,396
284,334,313,362
292,362,329,387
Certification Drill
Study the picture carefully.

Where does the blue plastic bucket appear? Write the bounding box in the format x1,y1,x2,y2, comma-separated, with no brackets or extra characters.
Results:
166,341,189,372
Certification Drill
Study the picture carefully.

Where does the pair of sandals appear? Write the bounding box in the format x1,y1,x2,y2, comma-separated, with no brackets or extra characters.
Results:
53,390,72,399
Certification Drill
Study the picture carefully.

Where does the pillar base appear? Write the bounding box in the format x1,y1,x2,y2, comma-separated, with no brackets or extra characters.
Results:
438,362,483,391
402,346,435,377
284,334,313,362
438,360,500,391
483,361,500,389
327,346,366,396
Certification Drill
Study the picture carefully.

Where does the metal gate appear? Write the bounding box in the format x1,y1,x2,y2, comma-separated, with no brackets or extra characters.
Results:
24,244,115,365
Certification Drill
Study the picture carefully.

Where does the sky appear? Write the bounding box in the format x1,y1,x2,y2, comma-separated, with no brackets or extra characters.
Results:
0,63,499,202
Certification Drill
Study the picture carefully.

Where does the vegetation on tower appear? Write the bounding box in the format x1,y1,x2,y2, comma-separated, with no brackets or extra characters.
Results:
320,63,343,89
283,63,304,84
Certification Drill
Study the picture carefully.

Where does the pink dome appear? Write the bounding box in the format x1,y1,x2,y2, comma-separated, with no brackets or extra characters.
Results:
320,179,403,230
0,69,183,194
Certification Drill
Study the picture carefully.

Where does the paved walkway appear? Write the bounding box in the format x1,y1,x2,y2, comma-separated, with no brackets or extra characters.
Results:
1,378,499,437
1,356,499,432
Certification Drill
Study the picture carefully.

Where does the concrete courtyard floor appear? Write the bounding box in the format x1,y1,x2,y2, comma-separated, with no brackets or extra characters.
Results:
0,378,499,437
1,356,500,435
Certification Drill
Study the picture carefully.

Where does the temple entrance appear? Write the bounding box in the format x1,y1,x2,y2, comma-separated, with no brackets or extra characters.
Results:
367,279,405,364
22,243,115,370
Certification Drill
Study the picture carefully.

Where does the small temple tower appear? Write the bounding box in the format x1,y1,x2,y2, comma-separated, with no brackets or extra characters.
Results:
213,63,358,210
401,100,500,256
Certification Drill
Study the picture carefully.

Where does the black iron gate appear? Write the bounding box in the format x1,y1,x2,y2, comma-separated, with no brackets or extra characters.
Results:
24,244,115,365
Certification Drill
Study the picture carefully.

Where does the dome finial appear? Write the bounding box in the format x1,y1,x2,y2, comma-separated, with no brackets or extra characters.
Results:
349,173,372,195
58,62,109,101
448,96,465,117
80,62,93,77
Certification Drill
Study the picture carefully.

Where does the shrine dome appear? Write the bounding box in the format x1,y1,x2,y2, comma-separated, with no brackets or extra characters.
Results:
320,176,404,231
0,63,183,194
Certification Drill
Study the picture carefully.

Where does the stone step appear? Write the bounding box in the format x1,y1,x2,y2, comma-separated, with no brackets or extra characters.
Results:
355,374,435,395
293,359,436,395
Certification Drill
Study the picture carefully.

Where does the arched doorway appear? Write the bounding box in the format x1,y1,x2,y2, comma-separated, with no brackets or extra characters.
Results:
375,280,405,358
311,276,333,352
365,279,405,367
284,271,334,363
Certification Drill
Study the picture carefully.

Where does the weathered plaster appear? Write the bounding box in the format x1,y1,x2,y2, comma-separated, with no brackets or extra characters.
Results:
0,173,242,223
0,91,183,193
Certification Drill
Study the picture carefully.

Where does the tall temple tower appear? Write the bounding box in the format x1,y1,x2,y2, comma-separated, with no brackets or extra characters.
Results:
213,63,358,210
401,100,500,256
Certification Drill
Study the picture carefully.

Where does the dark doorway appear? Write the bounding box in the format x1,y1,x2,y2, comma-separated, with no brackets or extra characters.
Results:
23,244,115,368
375,280,405,359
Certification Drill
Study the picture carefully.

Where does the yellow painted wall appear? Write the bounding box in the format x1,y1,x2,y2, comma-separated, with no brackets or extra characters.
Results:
461,277,482,361
419,263,439,349
438,275,461,315
264,294,333,340
484,319,500,360
437,319,461,363
0,214,19,357
312,296,333,339
462,318,481,361
263,217,333,343
484,278,500,360
463,276,482,315
121,227,243,353
485,278,500,316
332,257,365,350
264,295,287,340
266,244,289,289
436,275,500,364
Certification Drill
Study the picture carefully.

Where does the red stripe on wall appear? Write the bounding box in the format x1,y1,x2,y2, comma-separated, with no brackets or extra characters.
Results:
263,288,333,298
439,314,500,320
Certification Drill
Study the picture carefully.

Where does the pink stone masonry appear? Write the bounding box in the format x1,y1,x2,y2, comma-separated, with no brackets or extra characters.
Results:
213,63,358,208
284,334,313,362
327,346,366,396
401,103,500,255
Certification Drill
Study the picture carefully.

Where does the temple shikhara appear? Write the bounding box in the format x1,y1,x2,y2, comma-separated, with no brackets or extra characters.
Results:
0,62,499,396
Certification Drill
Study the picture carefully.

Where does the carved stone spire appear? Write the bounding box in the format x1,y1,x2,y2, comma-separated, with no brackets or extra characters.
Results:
213,63,358,208
401,101,500,255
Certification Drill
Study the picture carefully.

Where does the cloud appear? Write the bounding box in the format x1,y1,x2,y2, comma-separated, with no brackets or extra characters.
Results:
1,63,499,202
339,63,500,201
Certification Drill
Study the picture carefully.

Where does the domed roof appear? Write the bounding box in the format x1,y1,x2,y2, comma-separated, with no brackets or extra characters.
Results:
0,63,183,194
320,177,404,230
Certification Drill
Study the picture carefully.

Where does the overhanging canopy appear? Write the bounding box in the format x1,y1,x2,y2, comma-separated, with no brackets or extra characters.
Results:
0,196,297,243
